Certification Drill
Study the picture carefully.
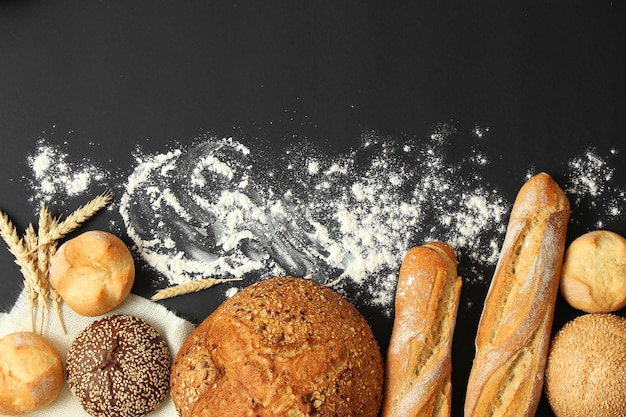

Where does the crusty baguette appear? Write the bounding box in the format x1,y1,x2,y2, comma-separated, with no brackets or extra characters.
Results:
464,172,570,417
382,241,462,417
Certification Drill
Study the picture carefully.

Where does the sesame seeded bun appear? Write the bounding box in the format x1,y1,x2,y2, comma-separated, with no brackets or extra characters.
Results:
560,230,626,313
0,332,64,415
170,276,384,417
49,230,135,316
66,315,171,417
545,313,626,417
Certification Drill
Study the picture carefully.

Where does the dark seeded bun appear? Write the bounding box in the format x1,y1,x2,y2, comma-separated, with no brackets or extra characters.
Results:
545,313,626,417
170,276,384,417
66,315,171,417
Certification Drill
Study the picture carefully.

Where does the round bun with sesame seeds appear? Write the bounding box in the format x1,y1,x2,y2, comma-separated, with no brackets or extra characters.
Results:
170,276,384,417
66,315,171,417
544,313,626,417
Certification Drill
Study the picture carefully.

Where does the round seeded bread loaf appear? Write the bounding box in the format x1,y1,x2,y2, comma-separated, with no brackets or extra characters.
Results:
170,276,384,417
545,313,626,417
66,315,171,417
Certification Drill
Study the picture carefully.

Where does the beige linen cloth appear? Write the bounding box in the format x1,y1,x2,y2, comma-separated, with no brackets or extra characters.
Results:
0,289,196,417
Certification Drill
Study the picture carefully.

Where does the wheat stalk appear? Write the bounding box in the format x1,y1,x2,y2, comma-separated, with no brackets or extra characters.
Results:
37,206,67,334
22,223,45,333
0,212,33,264
45,191,113,244
45,192,112,333
0,213,41,331
151,277,242,301
0,192,113,335
36,206,52,303
46,236,66,334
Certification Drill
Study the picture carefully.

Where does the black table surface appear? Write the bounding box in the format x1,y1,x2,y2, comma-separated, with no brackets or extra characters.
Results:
1,1,625,416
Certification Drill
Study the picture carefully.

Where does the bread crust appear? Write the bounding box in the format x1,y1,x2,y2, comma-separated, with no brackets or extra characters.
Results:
464,172,570,417
382,241,462,417
170,276,384,417
560,230,626,313
545,313,626,417
49,230,135,316
66,314,171,417
0,332,64,415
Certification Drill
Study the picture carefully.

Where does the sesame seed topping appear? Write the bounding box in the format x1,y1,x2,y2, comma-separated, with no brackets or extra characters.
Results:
66,314,172,417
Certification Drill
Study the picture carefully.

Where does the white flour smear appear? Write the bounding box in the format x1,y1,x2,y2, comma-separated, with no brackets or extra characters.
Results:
118,129,508,312
23,132,626,314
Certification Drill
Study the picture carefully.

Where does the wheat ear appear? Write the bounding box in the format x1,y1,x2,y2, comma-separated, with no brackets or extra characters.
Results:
151,277,242,301
45,191,113,243
36,206,52,306
0,192,113,334
37,206,67,334
22,223,46,334
0,213,41,331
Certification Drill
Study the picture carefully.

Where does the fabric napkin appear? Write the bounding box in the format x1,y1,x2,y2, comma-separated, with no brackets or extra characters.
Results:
0,289,196,417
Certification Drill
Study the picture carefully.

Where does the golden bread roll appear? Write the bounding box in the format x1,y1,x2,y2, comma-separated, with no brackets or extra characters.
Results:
49,230,135,316
560,229,626,313
0,332,64,415
170,276,384,417
465,172,570,417
382,241,462,417
545,313,626,417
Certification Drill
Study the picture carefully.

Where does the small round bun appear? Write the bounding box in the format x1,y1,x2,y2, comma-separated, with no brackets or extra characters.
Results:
66,315,171,417
170,276,384,417
0,332,64,415
49,230,135,316
560,230,626,313
545,313,626,417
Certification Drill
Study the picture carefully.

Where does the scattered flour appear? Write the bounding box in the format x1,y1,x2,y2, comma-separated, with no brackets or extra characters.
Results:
564,147,624,228
117,129,508,313
26,139,109,207
23,130,626,315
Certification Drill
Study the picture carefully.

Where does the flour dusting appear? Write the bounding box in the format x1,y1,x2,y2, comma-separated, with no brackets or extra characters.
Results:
118,129,507,312
564,147,624,228
23,130,625,314
26,139,109,207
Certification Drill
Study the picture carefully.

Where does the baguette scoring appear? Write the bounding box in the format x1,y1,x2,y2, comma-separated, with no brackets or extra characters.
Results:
382,241,462,417
465,172,570,417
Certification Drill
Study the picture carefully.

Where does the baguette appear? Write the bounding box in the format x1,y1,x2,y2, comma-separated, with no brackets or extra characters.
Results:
382,241,462,417
464,172,570,417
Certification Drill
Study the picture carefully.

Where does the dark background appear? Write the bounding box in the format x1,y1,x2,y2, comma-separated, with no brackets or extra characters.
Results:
1,1,625,416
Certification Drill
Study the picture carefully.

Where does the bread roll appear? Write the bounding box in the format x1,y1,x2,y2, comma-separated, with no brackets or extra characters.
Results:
49,230,135,316
170,276,384,417
464,172,570,417
545,313,626,417
66,314,171,417
560,229,626,313
0,332,64,415
382,241,462,417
